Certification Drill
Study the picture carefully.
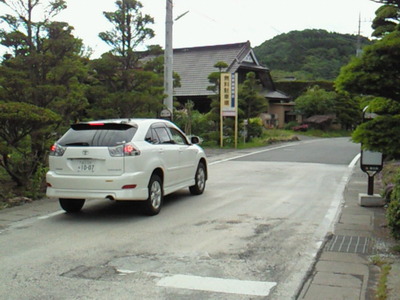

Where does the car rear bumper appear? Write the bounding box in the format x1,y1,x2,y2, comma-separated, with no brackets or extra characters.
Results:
46,171,149,200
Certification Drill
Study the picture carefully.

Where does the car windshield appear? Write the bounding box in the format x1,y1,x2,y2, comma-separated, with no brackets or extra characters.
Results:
57,123,137,147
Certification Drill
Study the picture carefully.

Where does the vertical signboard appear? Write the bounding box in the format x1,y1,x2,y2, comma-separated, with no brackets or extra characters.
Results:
220,73,238,117
220,73,238,148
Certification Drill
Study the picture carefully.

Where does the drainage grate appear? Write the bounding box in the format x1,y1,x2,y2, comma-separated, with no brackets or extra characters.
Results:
325,235,370,254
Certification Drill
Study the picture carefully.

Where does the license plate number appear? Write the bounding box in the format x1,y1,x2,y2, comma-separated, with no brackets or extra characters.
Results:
77,160,95,173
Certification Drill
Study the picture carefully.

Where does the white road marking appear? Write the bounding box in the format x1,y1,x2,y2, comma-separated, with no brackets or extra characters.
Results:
37,210,64,219
116,268,276,296
349,153,360,168
209,142,302,166
157,274,277,297
0,210,65,234
117,269,137,275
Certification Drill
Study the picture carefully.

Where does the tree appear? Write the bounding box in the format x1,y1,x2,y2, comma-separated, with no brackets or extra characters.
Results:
0,102,60,187
87,52,164,119
88,0,163,119
0,0,67,55
99,0,154,70
0,0,88,190
295,86,336,118
371,0,400,6
238,72,268,120
334,94,361,130
253,29,372,80
295,86,361,130
372,4,400,37
196,62,229,144
371,0,400,37
206,61,228,120
336,5,400,158
0,1,88,123
335,31,400,101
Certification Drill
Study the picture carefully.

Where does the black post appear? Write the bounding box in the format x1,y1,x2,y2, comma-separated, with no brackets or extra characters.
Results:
368,175,374,196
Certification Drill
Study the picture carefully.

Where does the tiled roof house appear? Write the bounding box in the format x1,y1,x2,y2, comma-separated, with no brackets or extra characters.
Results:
173,41,295,128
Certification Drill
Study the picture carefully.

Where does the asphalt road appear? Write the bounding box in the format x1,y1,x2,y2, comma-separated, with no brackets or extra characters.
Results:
0,137,360,300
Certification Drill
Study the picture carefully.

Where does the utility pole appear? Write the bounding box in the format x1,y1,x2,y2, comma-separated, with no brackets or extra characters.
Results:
164,0,174,118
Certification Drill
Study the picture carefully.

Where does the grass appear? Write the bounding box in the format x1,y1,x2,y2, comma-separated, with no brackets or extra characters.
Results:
371,256,392,300
376,264,392,300
203,129,297,149
237,129,297,149
293,129,353,138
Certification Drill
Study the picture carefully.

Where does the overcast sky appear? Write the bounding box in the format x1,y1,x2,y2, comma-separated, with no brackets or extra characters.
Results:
1,0,382,58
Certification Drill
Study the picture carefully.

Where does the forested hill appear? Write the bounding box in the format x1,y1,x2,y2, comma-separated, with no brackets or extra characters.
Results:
253,29,372,81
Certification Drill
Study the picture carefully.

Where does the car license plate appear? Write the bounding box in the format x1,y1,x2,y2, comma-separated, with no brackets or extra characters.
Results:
77,160,95,173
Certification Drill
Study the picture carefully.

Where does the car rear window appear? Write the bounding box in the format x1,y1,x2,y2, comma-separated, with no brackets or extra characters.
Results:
58,123,137,147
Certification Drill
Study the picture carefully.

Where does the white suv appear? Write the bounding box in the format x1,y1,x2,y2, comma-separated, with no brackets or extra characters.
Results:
46,119,207,215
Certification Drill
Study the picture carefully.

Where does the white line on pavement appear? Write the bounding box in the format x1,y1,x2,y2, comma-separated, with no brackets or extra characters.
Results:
117,269,277,296
209,142,303,166
37,210,64,220
349,153,361,168
157,274,277,297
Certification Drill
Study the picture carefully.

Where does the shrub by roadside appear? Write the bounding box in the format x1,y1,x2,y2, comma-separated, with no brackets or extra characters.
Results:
379,161,400,201
387,168,400,239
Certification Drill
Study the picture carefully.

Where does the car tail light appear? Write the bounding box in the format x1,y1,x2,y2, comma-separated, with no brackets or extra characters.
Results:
108,143,140,157
122,184,137,189
49,144,66,156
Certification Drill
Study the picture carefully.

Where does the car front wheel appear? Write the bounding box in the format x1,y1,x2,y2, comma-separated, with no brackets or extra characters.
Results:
189,162,206,195
59,198,85,213
143,174,163,216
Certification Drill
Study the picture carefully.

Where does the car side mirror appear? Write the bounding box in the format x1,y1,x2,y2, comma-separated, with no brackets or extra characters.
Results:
190,136,201,144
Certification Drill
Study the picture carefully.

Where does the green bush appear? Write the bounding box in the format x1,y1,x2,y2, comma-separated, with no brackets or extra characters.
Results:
201,131,220,147
379,161,400,201
387,169,400,239
246,120,263,142
284,121,298,130
246,118,264,142
26,164,48,200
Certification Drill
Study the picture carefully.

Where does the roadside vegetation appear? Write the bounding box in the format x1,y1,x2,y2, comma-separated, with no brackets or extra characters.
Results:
334,0,400,242
371,255,392,300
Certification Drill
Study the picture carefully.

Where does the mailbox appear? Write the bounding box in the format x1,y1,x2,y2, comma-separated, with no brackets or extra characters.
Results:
160,109,172,121
360,106,384,196
360,150,383,173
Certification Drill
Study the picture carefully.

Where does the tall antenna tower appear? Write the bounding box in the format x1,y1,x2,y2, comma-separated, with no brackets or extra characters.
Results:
356,13,363,57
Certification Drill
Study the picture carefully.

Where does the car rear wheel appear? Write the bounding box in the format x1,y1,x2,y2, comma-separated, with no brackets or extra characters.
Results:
143,174,163,216
59,198,85,213
189,162,206,195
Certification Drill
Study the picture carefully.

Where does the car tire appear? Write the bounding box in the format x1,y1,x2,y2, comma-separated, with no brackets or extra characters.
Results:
59,198,85,213
143,174,163,216
189,162,206,195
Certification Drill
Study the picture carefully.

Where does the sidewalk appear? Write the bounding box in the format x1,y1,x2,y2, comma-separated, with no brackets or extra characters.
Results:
297,164,400,300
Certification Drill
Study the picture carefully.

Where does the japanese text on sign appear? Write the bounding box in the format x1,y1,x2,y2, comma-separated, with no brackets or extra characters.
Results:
220,73,237,117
